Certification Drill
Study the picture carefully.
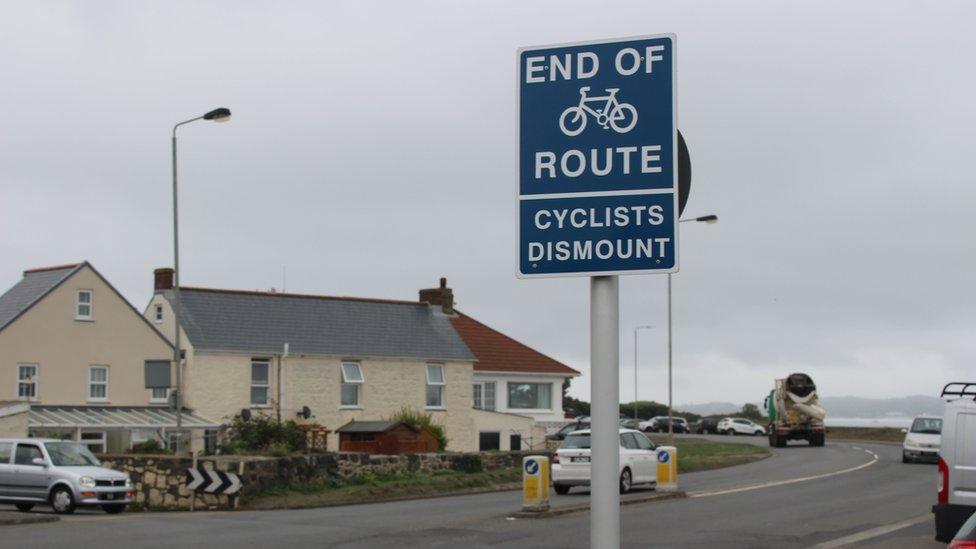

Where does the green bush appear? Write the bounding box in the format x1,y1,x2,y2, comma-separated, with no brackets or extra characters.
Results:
129,439,172,455
221,415,307,455
388,408,448,451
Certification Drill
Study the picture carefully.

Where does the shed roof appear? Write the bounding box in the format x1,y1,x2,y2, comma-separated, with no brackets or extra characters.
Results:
166,287,474,361
335,420,417,434
0,263,82,332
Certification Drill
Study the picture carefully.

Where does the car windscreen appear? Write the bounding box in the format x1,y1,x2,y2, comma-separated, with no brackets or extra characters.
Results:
561,434,591,449
44,442,101,466
910,418,942,434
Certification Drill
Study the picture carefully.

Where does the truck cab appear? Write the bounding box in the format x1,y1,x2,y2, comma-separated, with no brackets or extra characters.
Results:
933,382,976,542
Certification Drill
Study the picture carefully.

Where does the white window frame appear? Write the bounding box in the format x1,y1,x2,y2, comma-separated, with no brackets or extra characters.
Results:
153,304,163,323
250,359,270,407
425,363,445,409
76,289,93,320
340,362,364,408
473,381,496,410
150,387,170,404
16,363,38,401
80,431,106,454
88,365,109,402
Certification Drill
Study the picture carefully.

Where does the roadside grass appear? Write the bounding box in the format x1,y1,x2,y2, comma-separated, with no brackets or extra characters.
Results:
243,439,771,510
241,468,522,510
647,435,771,473
825,426,905,443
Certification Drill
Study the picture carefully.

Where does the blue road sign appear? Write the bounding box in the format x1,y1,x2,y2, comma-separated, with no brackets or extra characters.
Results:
517,34,678,277
524,459,540,475
657,450,670,464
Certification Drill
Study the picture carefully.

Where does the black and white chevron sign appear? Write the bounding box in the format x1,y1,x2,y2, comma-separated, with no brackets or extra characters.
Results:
185,467,242,495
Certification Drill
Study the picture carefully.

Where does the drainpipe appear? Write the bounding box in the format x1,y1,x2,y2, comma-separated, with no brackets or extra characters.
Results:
277,343,289,421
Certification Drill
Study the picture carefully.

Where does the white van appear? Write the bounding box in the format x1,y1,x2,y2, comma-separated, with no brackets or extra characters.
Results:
933,383,976,542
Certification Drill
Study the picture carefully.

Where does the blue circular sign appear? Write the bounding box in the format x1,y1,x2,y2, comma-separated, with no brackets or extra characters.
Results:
657,450,670,464
524,459,540,475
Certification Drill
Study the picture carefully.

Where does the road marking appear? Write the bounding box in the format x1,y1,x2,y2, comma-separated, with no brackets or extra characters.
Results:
810,513,931,548
688,447,878,499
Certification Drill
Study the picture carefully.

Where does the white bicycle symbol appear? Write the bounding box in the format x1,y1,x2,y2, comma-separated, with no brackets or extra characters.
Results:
559,86,638,137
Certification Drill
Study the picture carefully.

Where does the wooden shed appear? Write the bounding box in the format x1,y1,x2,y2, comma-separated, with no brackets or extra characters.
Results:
336,420,440,454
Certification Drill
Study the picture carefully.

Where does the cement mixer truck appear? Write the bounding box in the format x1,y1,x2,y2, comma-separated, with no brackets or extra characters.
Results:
764,373,827,447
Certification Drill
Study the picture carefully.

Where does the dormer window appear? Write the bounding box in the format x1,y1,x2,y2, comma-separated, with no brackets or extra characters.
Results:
76,289,93,320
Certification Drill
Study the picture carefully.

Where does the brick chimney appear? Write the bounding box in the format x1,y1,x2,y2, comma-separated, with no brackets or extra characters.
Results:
154,268,174,291
419,277,454,314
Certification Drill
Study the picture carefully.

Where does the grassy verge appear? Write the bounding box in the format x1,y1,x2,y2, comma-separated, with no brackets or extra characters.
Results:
648,435,772,473
825,426,905,443
241,468,522,510
244,439,771,510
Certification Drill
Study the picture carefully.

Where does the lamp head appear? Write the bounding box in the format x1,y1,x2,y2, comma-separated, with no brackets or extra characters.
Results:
698,215,718,224
203,107,232,122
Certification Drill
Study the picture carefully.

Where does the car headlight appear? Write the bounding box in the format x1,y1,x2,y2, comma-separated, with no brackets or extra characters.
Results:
125,477,132,489
79,476,96,489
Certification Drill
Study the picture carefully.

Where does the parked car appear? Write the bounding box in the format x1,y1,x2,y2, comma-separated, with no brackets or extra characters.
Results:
619,418,642,430
0,438,132,514
639,416,690,434
717,417,766,436
547,417,591,442
551,428,658,495
902,415,942,463
696,418,720,434
948,510,976,549
934,383,976,543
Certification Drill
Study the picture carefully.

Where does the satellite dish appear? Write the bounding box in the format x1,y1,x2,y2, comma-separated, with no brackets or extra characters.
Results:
240,409,252,422
301,406,312,420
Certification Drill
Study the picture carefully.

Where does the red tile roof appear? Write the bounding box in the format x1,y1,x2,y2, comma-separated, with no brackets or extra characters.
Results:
450,312,579,376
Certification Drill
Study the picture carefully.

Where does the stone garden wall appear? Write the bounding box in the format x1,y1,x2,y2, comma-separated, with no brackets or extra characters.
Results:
100,450,547,511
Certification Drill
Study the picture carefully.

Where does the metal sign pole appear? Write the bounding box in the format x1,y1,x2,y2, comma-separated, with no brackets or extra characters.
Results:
590,275,620,549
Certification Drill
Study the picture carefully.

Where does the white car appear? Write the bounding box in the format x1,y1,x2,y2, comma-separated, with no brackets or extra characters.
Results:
902,415,941,463
551,428,658,495
717,417,766,436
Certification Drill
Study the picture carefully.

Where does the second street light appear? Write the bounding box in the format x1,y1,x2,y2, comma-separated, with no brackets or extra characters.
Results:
170,107,232,454
633,325,653,421
666,213,718,444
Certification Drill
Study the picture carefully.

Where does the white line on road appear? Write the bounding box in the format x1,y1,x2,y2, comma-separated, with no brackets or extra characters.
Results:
809,513,931,549
688,447,879,499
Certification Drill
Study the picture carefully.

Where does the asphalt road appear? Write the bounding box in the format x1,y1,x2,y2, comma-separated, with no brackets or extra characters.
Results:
0,436,943,548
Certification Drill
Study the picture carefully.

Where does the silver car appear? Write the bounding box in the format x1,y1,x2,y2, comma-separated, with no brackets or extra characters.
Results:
0,438,132,514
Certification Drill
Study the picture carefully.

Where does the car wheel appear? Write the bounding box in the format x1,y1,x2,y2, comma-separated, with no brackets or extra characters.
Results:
725,429,735,436
15,503,35,512
902,452,910,463
755,430,764,436
553,484,571,495
50,486,76,515
619,469,633,494
102,504,126,514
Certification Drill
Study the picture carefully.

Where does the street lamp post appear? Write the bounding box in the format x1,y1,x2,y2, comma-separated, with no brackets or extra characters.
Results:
633,325,653,421
171,107,231,454
669,214,717,444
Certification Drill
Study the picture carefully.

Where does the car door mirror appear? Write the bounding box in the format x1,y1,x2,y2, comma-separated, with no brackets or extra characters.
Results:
901,428,908,434
31,457,47,467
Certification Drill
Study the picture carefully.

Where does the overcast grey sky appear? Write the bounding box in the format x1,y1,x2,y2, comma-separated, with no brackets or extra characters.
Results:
2,1,974,406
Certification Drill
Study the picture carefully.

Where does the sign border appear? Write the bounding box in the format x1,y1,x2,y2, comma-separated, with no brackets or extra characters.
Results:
515,33,680,279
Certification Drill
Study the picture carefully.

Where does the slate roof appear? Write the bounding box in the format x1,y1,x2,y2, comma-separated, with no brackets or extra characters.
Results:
166,288,475,361
450,312,579,376
335,420,414,433
0,263,83,332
